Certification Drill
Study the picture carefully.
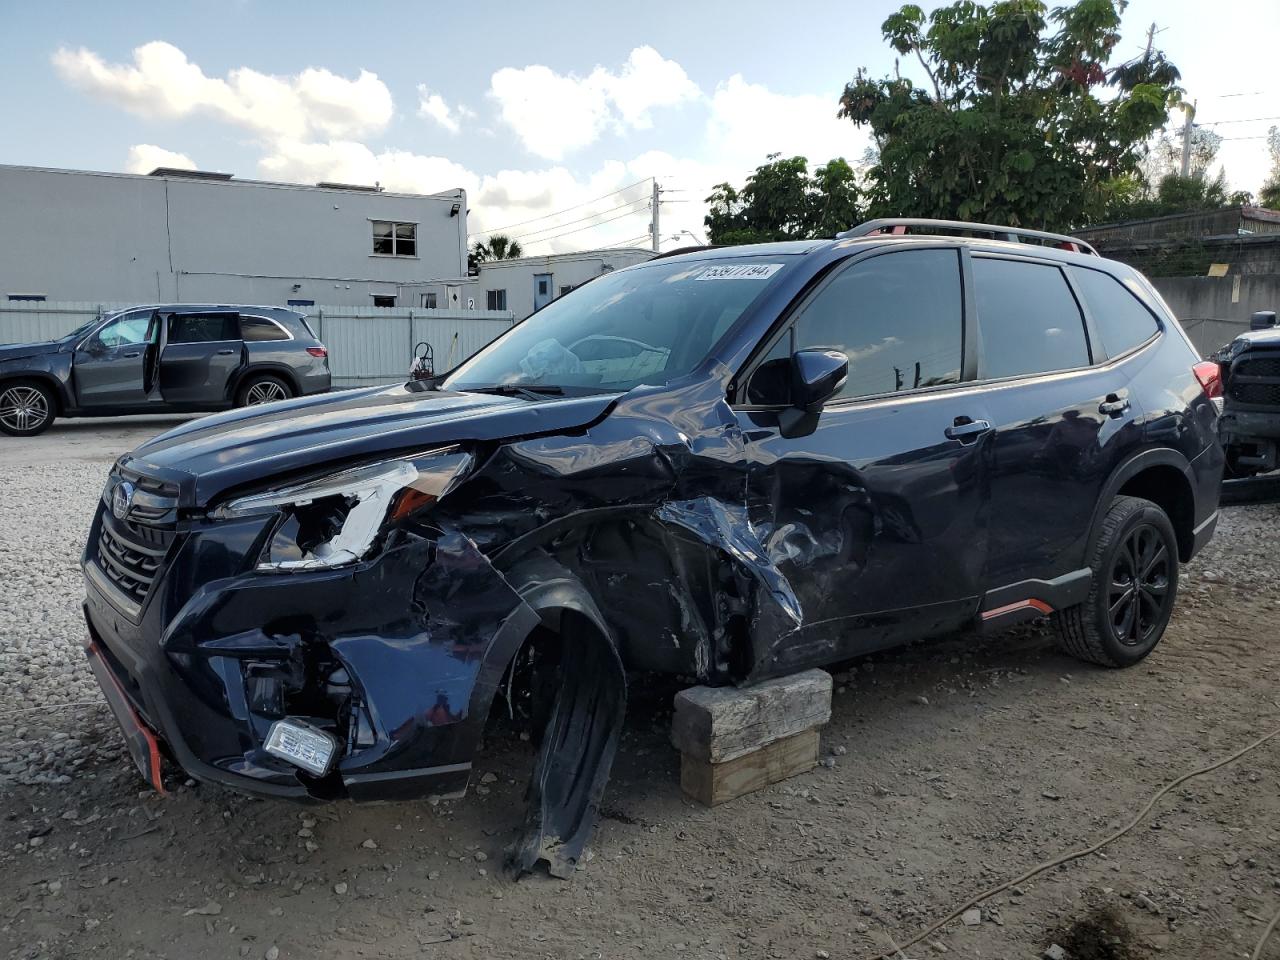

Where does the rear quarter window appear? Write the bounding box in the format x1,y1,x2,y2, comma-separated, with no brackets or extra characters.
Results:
1070,266,1160,358
973,258,1089,379
241,317,291,342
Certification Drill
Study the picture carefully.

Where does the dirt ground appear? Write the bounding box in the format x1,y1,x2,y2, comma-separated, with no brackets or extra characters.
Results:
2,419,1279,960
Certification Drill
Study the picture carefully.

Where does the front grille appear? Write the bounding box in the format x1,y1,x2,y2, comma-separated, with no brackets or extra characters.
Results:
1229,350,1280,409
95,514,176,608
1230,381,1280,406
1236,356,1280,379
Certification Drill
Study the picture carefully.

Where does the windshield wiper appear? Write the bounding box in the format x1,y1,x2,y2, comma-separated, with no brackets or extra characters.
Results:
464,383,565,401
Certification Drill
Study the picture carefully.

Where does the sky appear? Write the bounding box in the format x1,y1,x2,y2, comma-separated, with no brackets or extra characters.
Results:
1,0,1277,255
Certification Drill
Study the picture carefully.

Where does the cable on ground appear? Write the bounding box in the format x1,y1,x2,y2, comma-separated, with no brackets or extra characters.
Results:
864,723,1280,960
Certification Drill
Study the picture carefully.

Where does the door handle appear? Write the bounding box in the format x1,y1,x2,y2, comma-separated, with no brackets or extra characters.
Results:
1099,393,1130,417
944,417,992,442
216,349,237,355
122,351,142,358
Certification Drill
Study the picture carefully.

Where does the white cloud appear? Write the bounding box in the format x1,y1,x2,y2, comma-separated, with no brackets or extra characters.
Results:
707,74,866,169
416,85,473,134
488,46,700,159
52,41,393,139
258,139,478,197
125,144,197,174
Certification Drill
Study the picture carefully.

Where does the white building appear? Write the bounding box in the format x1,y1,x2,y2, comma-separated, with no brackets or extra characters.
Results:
404,248,655,320
0,164,471,308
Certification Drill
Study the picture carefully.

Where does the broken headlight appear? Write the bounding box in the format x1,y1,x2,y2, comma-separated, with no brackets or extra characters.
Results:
212,448,472,571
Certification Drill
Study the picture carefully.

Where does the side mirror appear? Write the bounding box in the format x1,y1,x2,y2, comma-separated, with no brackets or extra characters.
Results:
791,349,849,410
1251,310,1277,331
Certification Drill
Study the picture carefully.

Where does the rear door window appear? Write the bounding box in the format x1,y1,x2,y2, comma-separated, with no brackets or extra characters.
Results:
789,249,964,400
972,258,1089,379
168,313,239,344
241,317,291,342
1070,266,1160,358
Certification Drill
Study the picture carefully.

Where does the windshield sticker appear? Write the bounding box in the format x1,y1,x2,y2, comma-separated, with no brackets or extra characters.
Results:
694,263,784,281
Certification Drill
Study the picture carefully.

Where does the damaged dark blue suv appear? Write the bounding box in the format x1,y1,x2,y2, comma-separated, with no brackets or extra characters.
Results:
83,219,1223,876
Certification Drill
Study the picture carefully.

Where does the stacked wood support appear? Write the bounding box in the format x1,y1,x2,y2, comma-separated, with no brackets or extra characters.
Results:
671,669,832,806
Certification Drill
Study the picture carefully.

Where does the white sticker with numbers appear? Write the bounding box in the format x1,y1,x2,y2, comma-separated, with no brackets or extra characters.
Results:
694,263,784,281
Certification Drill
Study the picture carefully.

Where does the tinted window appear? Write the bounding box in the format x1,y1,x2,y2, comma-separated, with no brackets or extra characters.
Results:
790,249,963,400
1070,266,1160,358
973,258,1088,379
241,317,290,342
169,313,238,343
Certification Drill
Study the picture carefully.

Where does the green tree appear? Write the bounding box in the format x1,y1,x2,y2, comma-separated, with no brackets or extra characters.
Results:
704,155,862,245
1261,126,1280,210
836,0,1182,229
469,233,524,272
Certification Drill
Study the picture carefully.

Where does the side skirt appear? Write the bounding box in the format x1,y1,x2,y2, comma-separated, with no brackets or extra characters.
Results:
978,568,1092,632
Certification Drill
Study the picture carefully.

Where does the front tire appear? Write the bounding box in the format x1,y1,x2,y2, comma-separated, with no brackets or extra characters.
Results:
1052,495,1179,667
236,374,293,408
0,380,56,437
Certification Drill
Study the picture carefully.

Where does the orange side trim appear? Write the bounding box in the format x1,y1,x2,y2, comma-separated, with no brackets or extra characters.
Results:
981,598,1053,620
86,642,167,795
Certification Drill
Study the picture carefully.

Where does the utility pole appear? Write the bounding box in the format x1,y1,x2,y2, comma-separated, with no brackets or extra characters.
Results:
1180,99,1197,177
650,179,661,253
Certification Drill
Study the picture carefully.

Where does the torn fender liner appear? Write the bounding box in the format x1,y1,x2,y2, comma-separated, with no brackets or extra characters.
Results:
507,617,626,879
657,496,803,628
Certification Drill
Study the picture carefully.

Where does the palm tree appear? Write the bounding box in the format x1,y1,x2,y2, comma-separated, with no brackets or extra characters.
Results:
470,233,524,272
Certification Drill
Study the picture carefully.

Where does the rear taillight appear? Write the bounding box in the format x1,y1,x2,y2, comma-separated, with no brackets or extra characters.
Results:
306,346,328,358
1192,360,1222,399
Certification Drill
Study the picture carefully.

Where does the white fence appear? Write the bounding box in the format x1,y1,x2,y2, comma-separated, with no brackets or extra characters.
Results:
0,301,516,387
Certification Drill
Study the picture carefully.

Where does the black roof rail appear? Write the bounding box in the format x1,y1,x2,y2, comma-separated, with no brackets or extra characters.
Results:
650,244,718,260
837,218,1099,256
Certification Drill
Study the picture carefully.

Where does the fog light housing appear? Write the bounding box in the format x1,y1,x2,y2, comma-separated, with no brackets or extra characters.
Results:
263,719,336,776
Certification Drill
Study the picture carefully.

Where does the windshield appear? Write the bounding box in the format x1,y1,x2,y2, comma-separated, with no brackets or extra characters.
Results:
441,256,790,393
66,313,111,340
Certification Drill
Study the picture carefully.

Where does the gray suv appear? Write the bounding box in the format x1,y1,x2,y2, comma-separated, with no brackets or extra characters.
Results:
0,304,330,436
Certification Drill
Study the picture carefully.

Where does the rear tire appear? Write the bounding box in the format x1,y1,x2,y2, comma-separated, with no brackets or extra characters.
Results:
1052,495,1179,668
0,380,56,437
236,374,293,407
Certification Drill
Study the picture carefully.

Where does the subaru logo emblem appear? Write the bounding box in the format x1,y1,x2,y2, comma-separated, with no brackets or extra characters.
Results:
111,481,135,521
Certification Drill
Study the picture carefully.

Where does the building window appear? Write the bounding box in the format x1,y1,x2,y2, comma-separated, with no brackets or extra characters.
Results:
421,292,438,309
287,299,315,307
538,278,549,296
372,295,396,308
7,294,46,302
559,285,574,297
372,220,417,257
486,289,507,311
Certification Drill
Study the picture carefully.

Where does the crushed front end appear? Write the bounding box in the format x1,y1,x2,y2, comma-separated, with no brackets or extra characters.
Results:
82,451,540,803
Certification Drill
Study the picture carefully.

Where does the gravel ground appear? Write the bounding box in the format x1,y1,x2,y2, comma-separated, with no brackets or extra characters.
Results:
2,419,1279,960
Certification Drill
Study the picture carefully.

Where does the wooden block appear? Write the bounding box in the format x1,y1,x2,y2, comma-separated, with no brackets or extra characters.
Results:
680,728,819,806
671,669,832,763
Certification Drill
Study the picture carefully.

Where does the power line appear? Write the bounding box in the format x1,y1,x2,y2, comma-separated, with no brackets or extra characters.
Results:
518,206,650,248
507,197,651,242
1196,116,1280,127
468,178,651,239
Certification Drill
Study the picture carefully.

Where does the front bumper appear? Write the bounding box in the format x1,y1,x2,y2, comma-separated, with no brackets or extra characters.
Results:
83,506,538,801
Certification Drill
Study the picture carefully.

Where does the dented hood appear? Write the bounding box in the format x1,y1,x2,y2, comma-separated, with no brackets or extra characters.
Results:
127,382,619,505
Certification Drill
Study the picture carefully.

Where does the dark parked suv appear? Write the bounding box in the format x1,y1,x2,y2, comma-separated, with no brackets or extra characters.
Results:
82,220,1222,876
0,304,330,436
1215,309,1280,476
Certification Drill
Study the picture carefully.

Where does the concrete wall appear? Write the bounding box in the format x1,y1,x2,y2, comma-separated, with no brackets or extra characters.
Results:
0,165,470,307
1152,275,1280,355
